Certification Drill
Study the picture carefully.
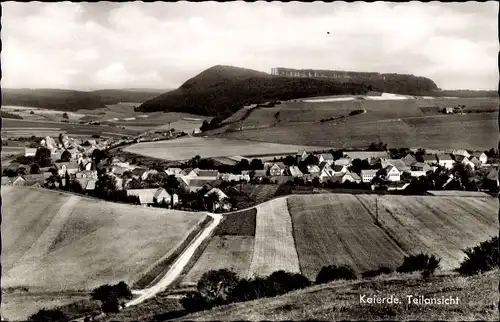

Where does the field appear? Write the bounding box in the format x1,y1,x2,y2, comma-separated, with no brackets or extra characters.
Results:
248,197,301,278
124,137,333,161
355,194,498,270
1,186,206,320
2,118,139,138
287,194,406,280
181,236,255,286
239,184,281,204
221,112,497,150
216,96,498,150
180,269,499,321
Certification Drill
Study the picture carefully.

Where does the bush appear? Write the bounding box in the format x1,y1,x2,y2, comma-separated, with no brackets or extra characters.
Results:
349,109,364,116
396,253,440,274
101,297,120,313
315,265,357,284
361,266,393,278
456,236,498,276
181,291,213,313
28,308,68,322
266,270,311,296
197,269,240,305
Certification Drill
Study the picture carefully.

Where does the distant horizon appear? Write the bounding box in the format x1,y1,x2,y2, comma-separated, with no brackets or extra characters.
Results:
1,2,497,90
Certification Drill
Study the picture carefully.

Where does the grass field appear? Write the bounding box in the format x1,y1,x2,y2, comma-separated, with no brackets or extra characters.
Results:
214,208,257,236
180,269,499,321
181,236,255,286
248,197,301,278
239,184,281,205
1,186,207,319
355,194,498,270
287,194,406,280
124,137,333,161
2,118,139,138
221,112,497,150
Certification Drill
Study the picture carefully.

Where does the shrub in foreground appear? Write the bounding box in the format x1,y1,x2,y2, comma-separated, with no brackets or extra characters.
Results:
456,236,498,276
396,253,440,274
361,266,393,278
315,265,357,284
28,309,68,322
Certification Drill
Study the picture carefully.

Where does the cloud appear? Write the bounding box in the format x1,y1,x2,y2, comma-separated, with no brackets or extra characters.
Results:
1,1,497,90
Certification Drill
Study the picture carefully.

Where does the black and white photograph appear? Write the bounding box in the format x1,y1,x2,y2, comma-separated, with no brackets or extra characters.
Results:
0,1,498,321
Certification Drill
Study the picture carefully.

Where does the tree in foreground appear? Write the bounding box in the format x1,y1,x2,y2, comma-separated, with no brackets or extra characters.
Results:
315,265,357,284
28,308,68,322
35,147,52,167
456,236,498,276
60,150,71,162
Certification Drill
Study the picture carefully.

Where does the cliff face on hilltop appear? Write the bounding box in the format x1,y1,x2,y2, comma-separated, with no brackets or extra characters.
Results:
136,65,439,117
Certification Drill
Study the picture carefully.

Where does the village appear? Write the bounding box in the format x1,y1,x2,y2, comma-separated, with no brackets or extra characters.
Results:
1,133,499,213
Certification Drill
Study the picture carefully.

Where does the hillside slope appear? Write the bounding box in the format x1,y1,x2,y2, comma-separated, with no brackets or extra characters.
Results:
2,88,106,112
137,65,440,116
179,270,498,321
90,89,167,105
1,186,207,291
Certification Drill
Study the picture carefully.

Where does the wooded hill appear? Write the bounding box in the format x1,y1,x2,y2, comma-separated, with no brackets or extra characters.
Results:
136,65,440,117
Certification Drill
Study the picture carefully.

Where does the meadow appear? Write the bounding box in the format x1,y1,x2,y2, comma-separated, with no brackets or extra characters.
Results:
248,197,301,278
180,269,499,321
1,186,207,320
124,137,333,161
221,112,497,150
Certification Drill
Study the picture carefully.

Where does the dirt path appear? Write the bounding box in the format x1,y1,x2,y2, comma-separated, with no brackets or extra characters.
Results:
124,213,223,307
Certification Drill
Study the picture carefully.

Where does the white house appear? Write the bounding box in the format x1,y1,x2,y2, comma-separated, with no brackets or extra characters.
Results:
361,169,378,183
334,158,352,167
289,166,303,178
204,188,231,211
452,149,470,158
307,165,321,175
471,152,488,164
385,165,401,182
25,148,37,157
319,169,333,183
153,188,178,206
141,169,159,181
436,154,455,169
410,171,426,177
332,164,348,174
317,153,334,165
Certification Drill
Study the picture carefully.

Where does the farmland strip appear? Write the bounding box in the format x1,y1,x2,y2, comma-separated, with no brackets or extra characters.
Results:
248,197,301,278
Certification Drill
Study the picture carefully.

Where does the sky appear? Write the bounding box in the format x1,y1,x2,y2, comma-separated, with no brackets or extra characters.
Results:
1,1,498,91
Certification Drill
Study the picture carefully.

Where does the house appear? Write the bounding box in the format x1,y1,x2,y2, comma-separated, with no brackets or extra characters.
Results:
85,179,97,191
410,162,432,172
486,168,499,186
297,149,310,162
319,169,332,183
180,177,218,192
402,154,417,166
335,158,352,167
196,169,219,180
204,188,231,211
153,188,174,205
56,162,79,176
75,178,90,190
269,162,286,176
332,164,348,174
410,171,426,177
445,107,454,114
452,149,470,158
183,168,198,178
307,165,321,175
470,157,482,169
350,172,362,183
141,169,159,181
220,173,250,182
381,159,409,173
436,154,455,169
289,166,303,178
344,151,389,161
422,154,437,165
25,148,37,157
131,168,147,178
318,161,332,172
126,189,158,205
384,165,401,182
361,169,378,183
165,168,185,177
12,176,26,186
317,153,334,165
471,152,488,164
330,171,358,184
75,170,98,179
